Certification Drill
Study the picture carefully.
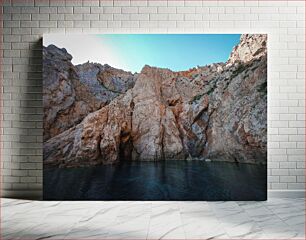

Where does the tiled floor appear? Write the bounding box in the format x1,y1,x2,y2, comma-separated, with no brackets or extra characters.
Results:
2,198,305,239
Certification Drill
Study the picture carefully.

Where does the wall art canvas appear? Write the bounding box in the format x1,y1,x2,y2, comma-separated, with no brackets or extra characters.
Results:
43,34,267,200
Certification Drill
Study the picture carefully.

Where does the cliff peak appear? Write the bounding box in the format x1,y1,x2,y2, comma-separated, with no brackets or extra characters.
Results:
227,34,267,66
44,44,72,61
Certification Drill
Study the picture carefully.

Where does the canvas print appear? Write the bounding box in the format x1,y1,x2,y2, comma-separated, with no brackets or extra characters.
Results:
43,34,267,200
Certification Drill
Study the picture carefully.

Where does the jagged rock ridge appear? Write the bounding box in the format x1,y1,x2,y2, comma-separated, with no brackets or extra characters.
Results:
43,45,136,141
44,34,267,167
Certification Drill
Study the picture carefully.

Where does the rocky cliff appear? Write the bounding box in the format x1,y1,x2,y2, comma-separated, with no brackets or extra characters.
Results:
44,34,267,167
43,45,136,141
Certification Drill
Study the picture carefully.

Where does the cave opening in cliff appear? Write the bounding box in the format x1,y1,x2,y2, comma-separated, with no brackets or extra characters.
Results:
118,131,133,163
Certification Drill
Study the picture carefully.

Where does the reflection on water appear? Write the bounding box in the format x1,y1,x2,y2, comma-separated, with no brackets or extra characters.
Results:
43,161,267,200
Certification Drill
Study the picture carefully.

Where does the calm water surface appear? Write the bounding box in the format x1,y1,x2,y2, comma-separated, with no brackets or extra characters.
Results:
44,161,267,200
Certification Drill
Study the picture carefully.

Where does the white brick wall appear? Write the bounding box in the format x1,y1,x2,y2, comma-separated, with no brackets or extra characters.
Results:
1,0,305,197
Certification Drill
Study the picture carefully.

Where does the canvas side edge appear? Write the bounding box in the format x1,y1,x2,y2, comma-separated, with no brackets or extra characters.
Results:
1,190,304,200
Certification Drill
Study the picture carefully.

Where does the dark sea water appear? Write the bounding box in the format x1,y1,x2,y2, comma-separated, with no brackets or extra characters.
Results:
43,161,267,201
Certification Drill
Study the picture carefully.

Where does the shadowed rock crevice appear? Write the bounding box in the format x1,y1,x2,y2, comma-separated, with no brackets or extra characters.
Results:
44,34,267,168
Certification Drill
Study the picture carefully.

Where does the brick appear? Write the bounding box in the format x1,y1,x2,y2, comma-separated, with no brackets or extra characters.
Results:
39,6,57,13
4,176,20,183
121,20,139,28
280,162,296,169
74,21,90,28
177,7,196,14
31,14,50,20
177,21,194,28
289,134,306,144
158,20,176,28
288,183,304,189
57,21,73,28
158,7,176,14
139,7,157,13
12,0,34,6
57,7,73,14
83,14,99,20
12,14,31,20
280,176,296,183
4,35,21,43
297,142,305,149
279,142,296,149
114,0,130,6
289,169,304,176
210,7,225,13
279,128,297,135
219,14,244,21
39,21,57,28
279,114,296,121
12,170,28,177
130,14,149,21
270,121,288,128
83,0,99,6
107,20,121,28
196,7,209,14
64,0,82,6
99,14,113,20
104,6,121,13
150,14,168,21
12,28,31,35
12,43,29,49
289,121,304,128
90,21,107,28
21,6,39,13
131,0,147,6
90,6,104,13
185,14,202,21
32,27,49,34
148,0,167,7
268,176,279,183
49,0,65,6
271,183,288,189
4,6,21,13
74,7,90,13
297,177,305,183
210,21,234,28
65,14,83,20
297,162,305,168
218,1,244,6
269,149,287,155
34,0,49,6
50,14,65,20
20,176,36,183
287,149,305,155
121,7,138,14
4,21,20,28
288,155,305,162
139,21,158,28
268,162,279,169
21,21,39,28
3,14,12,21
20,163,37,170
279,7,297,14
168,14,184,21
114,14,130,21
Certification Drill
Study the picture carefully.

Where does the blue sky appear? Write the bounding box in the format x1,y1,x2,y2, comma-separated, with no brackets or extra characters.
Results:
44,34,241,73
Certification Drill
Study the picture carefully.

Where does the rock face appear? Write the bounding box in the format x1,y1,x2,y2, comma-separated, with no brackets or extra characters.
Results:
43,45,135,141
227,34,267,65
44,91,134,167
44,34,267,167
